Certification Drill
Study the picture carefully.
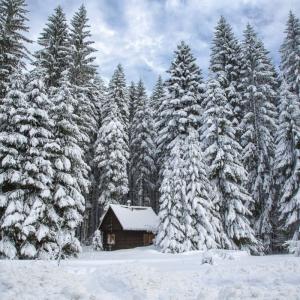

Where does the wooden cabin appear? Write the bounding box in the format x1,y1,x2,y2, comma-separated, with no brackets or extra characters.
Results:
99,204,159,251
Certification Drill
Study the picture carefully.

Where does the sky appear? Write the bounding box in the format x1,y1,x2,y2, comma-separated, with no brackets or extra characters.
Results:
26,0,300,91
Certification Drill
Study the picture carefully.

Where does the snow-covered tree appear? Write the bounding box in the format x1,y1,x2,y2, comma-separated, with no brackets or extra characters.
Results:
239,25,278,251
201,78,259,253
0,70,30,258
105,64,129,135
20,67,57,259
0,68,54,259
129,80,156,206
69,4,97,86
155,136,186,253
69,5,98,153
183,127,227,250
210,16,242,127
280,11,300,97
92,229,103,251
156,41,204,170
50,72,89,257
0,0,31,98
275,79,300,255
128,81,137,127
35,6,70,89
94,77,129,207
151,75,164,128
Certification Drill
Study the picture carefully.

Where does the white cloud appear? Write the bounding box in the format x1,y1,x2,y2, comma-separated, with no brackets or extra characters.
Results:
26,0,300,91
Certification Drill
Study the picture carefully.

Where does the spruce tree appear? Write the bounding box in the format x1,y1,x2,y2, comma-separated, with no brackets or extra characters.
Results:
155,135,186,253
0,70,30,258
69,4,97,86
201,78,259,252
21,66,57,259
210,16,242,126
69,5,98,152
35,6,70,89
183,127,227,251
0,0,31,98
50,72,88,257
94,68,129,207
156,41,204,170
151,75,164,127
275,79,300,254
106,64,129,134
0,68,54,259
239,25,278,251
280,11,300,97
130,80,156,206
128,81,137,126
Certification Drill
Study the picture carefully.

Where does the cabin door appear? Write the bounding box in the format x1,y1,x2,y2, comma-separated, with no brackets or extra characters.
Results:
143,233,153,246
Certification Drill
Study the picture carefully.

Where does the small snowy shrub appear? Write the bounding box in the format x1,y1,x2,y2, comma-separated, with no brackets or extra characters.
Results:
92,230,103,251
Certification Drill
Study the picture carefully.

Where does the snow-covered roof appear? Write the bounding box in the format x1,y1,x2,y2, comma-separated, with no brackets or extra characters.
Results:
102,204,159,232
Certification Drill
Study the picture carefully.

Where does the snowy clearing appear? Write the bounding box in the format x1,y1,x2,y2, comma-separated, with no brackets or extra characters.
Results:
0,246,300,300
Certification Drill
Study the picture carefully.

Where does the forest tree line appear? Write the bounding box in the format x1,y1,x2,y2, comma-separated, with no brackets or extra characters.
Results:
0,0,299,259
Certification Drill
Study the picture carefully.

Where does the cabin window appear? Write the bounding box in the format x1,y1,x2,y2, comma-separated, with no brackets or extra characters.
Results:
107,233,115,245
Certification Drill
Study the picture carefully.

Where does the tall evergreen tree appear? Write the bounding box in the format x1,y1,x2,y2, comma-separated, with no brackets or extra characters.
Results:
106,64,129,134
183,127,227,251
128,81,137,127
94,69,129,207
0,68,54,259
239,25,278,251
35,6,70,89
69,4,98,152
0,70,30,258
156,41,204,171
130,80,156,206
210,16,242,126
280,11,300,97
21,67,56,259
0,0,31,98
151,75,164,127
156,128,226,253
155,135,186,253
69,4,97,86
201,78,259,252
50,72,88,257
275,79,300,254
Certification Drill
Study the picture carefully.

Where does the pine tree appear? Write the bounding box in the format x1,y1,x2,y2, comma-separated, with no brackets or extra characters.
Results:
0,69,30,258
156,41,204,171
130,80,156,206
21,66,57,259
183,127,226,250
201,78,259,252
50,72,88,257
128,81,137,126
155,135,186,253
239,25,278,251
0,68,54,259
94,68,129,207
69,4,97,86
0,0,31,98
210,16,242,126
35,6,70,89
69,5,98,152
94,98,129,207
106,64,129,134
151,75,164,127
275,79,300,254
280,11,300,97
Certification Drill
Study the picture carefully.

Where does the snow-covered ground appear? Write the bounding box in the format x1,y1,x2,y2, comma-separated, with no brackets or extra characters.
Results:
0,246,300,300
